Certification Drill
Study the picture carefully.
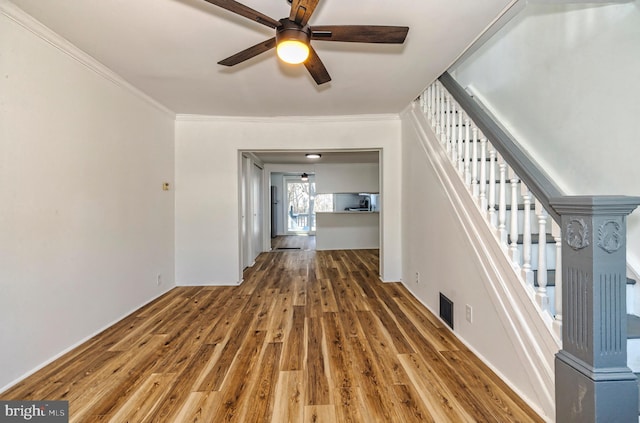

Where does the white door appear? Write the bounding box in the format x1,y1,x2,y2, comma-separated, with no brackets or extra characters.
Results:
241,156,251,269
251,163,263,263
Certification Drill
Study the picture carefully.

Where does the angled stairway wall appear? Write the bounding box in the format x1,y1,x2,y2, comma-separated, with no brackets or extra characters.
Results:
400,105,558,421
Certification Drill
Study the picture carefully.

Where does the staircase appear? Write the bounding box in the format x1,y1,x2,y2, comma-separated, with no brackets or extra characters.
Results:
419,77,563,338
415,73,640,420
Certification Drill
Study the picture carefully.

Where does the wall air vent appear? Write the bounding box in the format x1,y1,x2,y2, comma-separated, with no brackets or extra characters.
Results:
439,293,454,329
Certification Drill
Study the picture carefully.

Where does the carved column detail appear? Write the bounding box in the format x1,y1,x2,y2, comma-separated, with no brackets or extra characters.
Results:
565,266,590,353
598,273,624,356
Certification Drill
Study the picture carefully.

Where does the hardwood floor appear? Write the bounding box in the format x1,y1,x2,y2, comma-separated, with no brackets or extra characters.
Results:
1,249,543,422
271,235,316,251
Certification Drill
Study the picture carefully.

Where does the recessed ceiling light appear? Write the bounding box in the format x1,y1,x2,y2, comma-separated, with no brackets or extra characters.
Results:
306,153,321,159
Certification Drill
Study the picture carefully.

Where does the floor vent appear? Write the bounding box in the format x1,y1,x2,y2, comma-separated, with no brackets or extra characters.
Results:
439,293,454,329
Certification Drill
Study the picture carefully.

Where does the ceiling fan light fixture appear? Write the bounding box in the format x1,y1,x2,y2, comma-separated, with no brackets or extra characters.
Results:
209,1,409,85
277,40,309,64
276,18,311,65
301,172,309,181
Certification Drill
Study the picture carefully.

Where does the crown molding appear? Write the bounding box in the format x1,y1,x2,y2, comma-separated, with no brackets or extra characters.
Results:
175,113,401,123
1,0,175,117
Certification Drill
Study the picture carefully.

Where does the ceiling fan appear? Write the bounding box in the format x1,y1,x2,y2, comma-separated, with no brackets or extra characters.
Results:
202,0,409,85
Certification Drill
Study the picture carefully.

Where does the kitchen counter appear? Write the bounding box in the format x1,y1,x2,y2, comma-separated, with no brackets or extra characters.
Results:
315,211,379,250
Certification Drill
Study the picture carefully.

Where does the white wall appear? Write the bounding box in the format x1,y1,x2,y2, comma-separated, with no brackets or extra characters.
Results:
0,8,175,390
175,115,402,284
315,163,379,194
451,1,640,278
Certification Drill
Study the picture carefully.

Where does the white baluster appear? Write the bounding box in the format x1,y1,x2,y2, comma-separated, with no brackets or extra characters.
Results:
521,185,534,288
509,168,520,266
424,85,431,120
479,137,487,212
457,111,464,174
552,219,562,338
435,83,441,135
445,96,452,152
464,118,471,187
439,86,446,138
535,201,549,311
450,102,458,164
425,86,431,116
498,155,508,246
488,148,497,228
471,127,479,200
430,83,436,123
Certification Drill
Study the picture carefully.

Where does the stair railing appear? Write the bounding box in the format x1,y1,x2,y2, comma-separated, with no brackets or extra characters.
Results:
420,74,564,337
419,72,640,422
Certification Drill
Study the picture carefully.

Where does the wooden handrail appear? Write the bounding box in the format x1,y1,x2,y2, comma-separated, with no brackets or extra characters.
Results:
438,72,564,223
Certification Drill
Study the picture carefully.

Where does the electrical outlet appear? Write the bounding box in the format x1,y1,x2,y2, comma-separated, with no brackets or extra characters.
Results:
415,272,420,284
465,304,473,323
157,274,162,286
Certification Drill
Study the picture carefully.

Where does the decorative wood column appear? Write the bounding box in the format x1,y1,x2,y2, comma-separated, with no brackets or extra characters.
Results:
550,196,640,422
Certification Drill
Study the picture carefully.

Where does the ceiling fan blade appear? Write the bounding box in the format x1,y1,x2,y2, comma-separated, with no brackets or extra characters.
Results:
311,25,409,43
289,0,320,26
202,0,281,28
304,46,331,85
218,37,276,66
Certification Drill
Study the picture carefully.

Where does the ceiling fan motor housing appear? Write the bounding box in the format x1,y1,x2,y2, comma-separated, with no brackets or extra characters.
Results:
276,18,311,45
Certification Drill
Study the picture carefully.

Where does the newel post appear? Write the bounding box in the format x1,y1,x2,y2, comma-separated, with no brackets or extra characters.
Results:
550,196,640,422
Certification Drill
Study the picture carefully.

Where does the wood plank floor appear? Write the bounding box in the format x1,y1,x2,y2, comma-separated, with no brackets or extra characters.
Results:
271,235,316,251
1,249,543,422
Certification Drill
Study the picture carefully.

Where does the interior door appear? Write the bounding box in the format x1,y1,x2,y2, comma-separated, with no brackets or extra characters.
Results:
241,156,251,269
251,163,263,262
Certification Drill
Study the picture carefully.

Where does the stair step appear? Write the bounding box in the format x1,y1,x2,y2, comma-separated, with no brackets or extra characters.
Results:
533,270,556,287
531,271,636,288
517,233,555,245
487,204,528,214
629,315,640,339
626,317,640,392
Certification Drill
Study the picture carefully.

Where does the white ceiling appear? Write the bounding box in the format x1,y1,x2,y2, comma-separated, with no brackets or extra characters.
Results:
8,0,513,117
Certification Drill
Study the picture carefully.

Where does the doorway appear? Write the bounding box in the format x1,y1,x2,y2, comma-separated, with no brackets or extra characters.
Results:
285,175,316,235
